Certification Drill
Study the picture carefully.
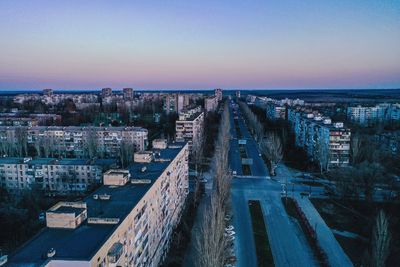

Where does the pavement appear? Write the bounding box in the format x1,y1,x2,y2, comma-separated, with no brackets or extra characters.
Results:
228,102,318,267
295,195,353,267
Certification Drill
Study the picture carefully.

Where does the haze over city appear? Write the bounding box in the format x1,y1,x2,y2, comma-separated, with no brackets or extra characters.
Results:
1,0,400,90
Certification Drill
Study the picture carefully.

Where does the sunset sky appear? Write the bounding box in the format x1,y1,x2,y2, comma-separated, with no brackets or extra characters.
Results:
0,0,399,90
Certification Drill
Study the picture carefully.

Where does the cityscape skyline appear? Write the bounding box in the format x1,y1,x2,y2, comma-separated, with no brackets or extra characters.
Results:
1,0,400,90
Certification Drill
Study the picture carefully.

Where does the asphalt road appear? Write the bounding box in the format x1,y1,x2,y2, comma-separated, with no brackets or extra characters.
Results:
228,102,318,267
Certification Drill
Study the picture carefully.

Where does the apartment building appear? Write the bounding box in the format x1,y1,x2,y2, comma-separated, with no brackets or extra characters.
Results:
0,157,116,194
163,94,189,114
175,106,204,153
215,88,223,101
265,103,286,120
123,88,134,100
347,103,400,126
204,95,219,112
7,142,189,267
0,126,148,158
288,107,351,169
0,117,39,127
101,88,113,98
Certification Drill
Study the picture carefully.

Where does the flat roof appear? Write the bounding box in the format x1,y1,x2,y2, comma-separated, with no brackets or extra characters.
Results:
51,206,86,215
0,157,116,166
7,142,187,266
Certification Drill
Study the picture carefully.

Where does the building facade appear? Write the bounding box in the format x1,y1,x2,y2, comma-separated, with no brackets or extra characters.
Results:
0,157,116,194
288,107,351,169
7,142,189,267
0,126,148,158
204,96,219,112
347,103,400,126
175,106,205,153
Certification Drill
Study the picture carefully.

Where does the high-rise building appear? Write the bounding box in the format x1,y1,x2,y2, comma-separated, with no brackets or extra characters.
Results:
215,88,223,101
175,106,204,153
101,88,113,98
123,88,134,100
7,142,189,267
43,88,53,96
204,96,218,112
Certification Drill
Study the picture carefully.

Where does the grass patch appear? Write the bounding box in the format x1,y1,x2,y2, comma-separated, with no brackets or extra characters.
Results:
311,198,400,266
248,200,274,267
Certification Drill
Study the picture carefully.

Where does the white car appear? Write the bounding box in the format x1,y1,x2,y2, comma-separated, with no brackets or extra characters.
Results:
225,225,234,231
225,230,236,236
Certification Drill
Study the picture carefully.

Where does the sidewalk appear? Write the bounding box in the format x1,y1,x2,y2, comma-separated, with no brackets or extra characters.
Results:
295,195,353,267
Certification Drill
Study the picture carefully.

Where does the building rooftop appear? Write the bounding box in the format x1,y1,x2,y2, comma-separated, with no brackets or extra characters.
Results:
7,142,187,266
0,157,116,166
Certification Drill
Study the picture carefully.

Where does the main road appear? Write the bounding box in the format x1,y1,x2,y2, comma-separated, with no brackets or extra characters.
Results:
229,101,319,267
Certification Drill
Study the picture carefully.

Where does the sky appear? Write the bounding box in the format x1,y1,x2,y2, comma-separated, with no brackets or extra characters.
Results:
0,0,399,90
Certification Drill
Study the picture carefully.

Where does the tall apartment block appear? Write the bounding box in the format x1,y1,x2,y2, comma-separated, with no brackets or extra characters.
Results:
204,96,219,112
265,103,286,120
163,94,189,114
7,141,189,267
123,88,134,100
288,107,351,169
215,88,223,101
175,106,204,153
42,88,54,96
0,157,116,194
0,126,148,158
101,88,113,98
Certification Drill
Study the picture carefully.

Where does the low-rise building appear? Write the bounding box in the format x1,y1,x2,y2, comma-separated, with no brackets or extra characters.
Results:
7,142,189,267
0,157,116,194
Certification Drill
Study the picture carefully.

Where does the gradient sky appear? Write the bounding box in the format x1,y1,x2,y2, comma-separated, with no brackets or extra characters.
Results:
0,0,400,90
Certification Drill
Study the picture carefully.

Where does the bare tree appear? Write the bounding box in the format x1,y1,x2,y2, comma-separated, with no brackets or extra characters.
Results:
260,131,283,176
195,101,232,267
371,210,391,267
351,133,363,165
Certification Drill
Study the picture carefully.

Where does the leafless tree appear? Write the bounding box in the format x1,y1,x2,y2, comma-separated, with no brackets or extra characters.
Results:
371,210,391,267
260,131,283,176
85,127,98,158
351,133,363,165
317,137,329,174
195,101,232,267
119,140,134,168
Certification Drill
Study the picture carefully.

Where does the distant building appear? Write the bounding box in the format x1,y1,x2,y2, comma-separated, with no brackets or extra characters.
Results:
123,88,134,100
347,103,400,126
266,104,286,120
43,88,53,96
0,117,39,127
204,96,219,112
0,126,148,158
0,157,116,194
101,87,113,98
7,142,189,267
175,106,204,153
215,88,223,101
163,94,189,114
236,90,241,99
